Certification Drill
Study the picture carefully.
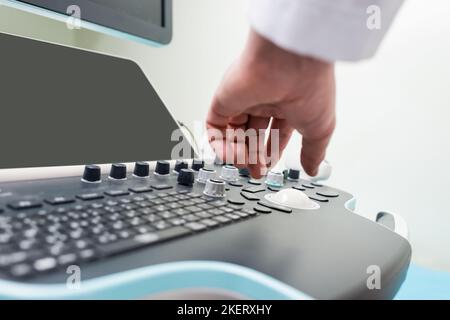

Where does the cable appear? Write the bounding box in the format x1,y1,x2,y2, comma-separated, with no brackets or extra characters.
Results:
177,120,200,157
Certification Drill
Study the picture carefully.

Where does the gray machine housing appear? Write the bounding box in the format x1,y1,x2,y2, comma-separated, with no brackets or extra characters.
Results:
0,168,412,299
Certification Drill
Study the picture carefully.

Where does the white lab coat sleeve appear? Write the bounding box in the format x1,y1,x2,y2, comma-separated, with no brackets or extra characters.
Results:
248,0,404,61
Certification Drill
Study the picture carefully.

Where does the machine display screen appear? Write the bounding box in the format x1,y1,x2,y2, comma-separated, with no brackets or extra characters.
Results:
16,0,172,44
0,32,189,169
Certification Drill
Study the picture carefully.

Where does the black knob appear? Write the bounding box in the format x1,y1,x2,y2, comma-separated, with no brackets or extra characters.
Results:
191,159,204,171
109,163,127,180
133,162,149,177
288,169,300,180
177,168,195,186
174,160,188,173
239,167,250,177
82,165,101,183
155,160,170,175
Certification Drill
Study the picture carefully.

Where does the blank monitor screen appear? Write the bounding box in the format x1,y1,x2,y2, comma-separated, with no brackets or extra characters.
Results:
16,0,172,44
0,32,189,169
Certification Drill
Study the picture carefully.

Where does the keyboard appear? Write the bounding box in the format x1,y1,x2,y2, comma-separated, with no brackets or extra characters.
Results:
0,188,259,278
1,160,312,279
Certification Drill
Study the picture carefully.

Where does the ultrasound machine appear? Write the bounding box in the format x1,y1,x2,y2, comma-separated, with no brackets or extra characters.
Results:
0,0,411,299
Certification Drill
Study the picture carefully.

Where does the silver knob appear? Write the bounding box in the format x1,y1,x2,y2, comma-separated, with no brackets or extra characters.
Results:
197,168,216,184
203,179,226,198
265,170,284,188
220,165,239,182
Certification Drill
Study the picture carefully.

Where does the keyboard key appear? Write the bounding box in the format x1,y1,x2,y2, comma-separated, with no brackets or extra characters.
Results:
229,182,243,187
316,191,339,198
105,190,130,197
57,253,77,265
154,220,171,230
227,198,245,205
168,218,186,226
33,257,57,272
240,192,260,201
241,208,257,216
171,208,189,216
235,211,250,218
242,186,266,194
225,213,241,221
9,263,33,277
45,197,75,205
254,207,272,214
200,219,219,228
209,200,227,207
184,214,200,222
76,193,104,201
257,201,292,213
292,185,306,191
207,208,224,216
185,222,207,232
309,196,329,203
79,249,96,261
213,216,231,224
0,252,28,267
151,184,173,190
302,184,315,189
129,187,153,194
195,212,212,219
8,200,42,210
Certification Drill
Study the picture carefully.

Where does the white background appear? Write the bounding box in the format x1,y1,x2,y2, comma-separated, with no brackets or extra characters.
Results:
0,0,449,271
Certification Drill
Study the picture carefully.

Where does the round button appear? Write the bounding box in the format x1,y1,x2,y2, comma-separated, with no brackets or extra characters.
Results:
265,171,284,187
191,159,205,171
288,169,300,181
133,162,149,178
177,168,195,186
109,163,127,180
220,165,239,182
203,179,226,198
197,168,216,184
82,165,101,183
155,160,170,176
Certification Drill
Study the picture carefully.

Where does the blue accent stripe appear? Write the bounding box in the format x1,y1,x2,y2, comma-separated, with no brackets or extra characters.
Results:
0,261,312,300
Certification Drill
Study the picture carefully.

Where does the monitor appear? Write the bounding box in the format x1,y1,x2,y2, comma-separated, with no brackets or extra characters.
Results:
8,0,172,44
0,31,191,170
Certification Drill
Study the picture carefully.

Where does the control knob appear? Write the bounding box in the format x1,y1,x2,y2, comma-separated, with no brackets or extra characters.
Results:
82,165,101,183
133,162,150,178
220,165,239,182
177,169,195,186
191,159,205,171
174,160,188,173
265,170,284,188
287,169,300,181
197,168,216,184
203,179,226,198
154,160,170,176
109,163,127,180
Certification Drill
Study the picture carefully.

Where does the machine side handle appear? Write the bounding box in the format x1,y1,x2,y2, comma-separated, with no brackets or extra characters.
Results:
376,211,409,240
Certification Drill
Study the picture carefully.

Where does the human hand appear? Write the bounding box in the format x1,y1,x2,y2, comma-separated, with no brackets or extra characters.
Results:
207,29,336,178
